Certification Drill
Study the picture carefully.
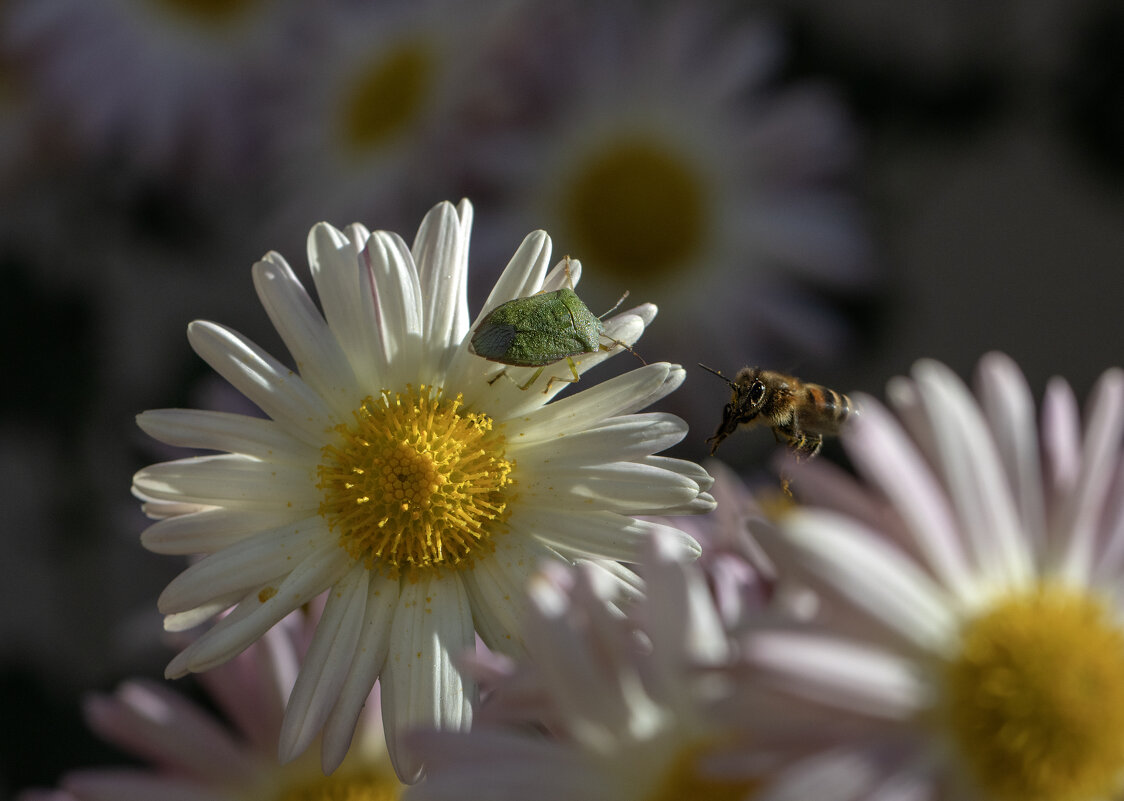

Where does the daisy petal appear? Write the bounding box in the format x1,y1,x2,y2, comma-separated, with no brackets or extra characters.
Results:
140,508,295,556
462,534,565,659
413,200,470,356
279,562,369,763
510,363,676,442
307,222,382,391
187,321,334,446
747,631,928,718
136,409,318,463
252,252,360,416
169,544,350,676
133,455,319,512
321,572,400,774
382,574,475,783
778,510,957,651
157,517,331,613
512,413,687,466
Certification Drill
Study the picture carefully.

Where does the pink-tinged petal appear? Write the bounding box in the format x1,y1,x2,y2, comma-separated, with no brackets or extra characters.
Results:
166,544,350,677
1057,367,1124,583
186,321,334,447
747,631,928,719
140,507,296,556
382,574,475,783
413,200,471,356
1041,376,1082,509
307,222,383,393
197,619,300,751
363,230,424,386
136,409,318,464
975,352,1047,560
842,397,972,599
521,565,635,737
911,360,1033,589
252,252,360,416
1093,468,1124,587
756,751,884,801
642,531,730,670
778,510,956,651
321,572,399,774
279,562,370,763
61,771,221,801
157,518,331,613
403,729,595,801
84,680,252,781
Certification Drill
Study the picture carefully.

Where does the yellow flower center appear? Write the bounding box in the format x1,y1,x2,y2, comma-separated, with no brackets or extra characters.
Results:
275,769,400,801
316,387,514,579
942,584,1124,801
645,741,758,801
338,41,436,155
145,0,261,26
559,135,709,284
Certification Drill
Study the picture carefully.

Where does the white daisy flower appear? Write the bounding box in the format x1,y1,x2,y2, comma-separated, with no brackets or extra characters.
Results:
263,0,525,245
475,3,871,377
739,352,1124,801
403,532,755,801
132,199,712,783
3,0,299,172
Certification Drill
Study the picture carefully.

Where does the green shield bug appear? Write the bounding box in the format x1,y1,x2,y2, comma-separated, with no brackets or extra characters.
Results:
469,258,640,391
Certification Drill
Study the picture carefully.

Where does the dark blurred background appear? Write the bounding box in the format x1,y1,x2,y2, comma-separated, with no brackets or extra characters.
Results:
3,0,1123,795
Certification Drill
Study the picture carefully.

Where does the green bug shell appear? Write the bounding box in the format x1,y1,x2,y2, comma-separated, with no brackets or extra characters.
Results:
469,288,605,367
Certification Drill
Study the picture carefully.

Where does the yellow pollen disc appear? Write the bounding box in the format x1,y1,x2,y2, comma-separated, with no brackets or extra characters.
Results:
275,769,400,801
645,741,758,801
145,0,261,26
317,387,514,579
942,584,1124,801
338,41,435,154
560,135,709,283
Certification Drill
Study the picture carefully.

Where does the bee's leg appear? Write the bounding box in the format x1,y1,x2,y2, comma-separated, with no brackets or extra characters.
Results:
543,357,581,394
787,432,823,461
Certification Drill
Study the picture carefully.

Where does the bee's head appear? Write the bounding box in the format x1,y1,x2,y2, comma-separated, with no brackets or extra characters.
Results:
699,365,767,454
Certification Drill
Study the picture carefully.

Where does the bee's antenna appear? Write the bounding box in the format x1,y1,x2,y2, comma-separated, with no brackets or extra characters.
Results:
698,363,737,389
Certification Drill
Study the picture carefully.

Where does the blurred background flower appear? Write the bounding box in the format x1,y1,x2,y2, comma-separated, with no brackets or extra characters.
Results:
3,0,1124,794
17,610,405,801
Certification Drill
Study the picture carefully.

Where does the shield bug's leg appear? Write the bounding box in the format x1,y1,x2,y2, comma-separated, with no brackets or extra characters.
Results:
543,356,581,393
516,365,547,391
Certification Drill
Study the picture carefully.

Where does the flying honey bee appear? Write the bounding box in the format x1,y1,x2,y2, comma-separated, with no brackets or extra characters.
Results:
698,364,856,459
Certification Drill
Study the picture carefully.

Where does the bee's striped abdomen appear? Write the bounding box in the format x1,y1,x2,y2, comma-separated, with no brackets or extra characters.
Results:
802,384,855,435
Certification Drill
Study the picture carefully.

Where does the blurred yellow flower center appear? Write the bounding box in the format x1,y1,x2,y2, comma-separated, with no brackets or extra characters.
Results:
646,742,758,801
147,0,261,26
276,768,400,801
943,584,1124,801
339,41,435,154
560,136,708,283
317,387,514,578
